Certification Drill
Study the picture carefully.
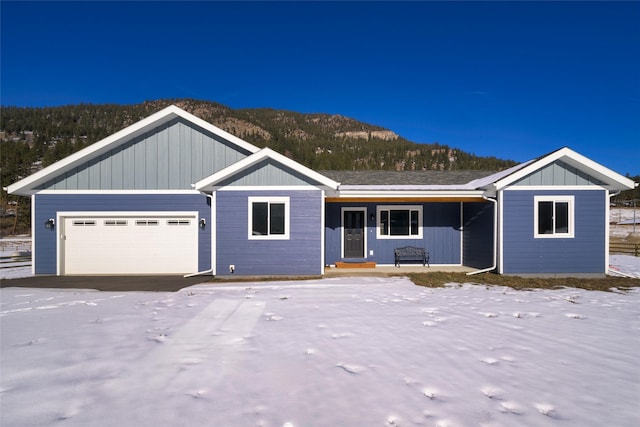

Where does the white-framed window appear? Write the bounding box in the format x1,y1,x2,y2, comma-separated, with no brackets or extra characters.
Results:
534,196,574,238
248,197,290,240
376,205,423,239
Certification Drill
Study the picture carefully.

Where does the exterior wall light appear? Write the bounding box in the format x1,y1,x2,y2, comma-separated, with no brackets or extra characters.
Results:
199,218,206,228
45,218,55,229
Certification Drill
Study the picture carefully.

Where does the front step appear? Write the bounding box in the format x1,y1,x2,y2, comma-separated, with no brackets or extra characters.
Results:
334,261,377,269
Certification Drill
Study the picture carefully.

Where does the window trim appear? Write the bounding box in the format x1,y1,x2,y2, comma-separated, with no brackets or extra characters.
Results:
376,205,423,239
248,196,290,240
534,195,574,238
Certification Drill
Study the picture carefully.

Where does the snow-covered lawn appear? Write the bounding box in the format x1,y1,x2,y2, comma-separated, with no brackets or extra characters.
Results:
2,269,639,427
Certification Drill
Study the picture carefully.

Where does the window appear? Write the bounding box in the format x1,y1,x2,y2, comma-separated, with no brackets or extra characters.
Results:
136,220,159,226
167,219,190,226
104,220,127,226
534,196,574,238
377,206,423,239
72,220,96,226
248,197,290,240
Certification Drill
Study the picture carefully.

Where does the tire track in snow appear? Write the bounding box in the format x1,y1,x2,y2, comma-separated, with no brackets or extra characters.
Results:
92,298,265,422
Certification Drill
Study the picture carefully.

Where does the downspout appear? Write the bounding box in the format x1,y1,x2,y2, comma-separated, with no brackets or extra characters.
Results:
183,192,215,277
467,195,498,275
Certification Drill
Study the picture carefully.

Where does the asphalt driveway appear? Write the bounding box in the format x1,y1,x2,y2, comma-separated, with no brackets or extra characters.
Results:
0,275,214,292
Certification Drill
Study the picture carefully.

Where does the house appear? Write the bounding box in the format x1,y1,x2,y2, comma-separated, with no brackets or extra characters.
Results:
7,105,637,277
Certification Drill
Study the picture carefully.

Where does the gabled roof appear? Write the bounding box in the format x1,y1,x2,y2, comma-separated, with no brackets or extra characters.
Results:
7,105,261,196
482,147,636,191
195,147,340,191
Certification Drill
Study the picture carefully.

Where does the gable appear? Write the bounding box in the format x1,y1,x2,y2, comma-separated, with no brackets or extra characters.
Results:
7,105,262,195
36,118,253,191
216,158,328,187
491,147,635,192
511,160,606,187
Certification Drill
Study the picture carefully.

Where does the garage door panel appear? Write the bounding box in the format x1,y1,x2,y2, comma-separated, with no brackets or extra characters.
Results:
62,215,198,275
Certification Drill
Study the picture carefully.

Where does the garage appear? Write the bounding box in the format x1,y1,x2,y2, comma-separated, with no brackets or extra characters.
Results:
60,213,198,275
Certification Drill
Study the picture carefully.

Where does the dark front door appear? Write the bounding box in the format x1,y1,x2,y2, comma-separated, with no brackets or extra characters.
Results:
343,210,365,258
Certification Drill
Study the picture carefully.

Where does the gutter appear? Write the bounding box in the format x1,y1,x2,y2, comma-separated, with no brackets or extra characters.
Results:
467,195,498,275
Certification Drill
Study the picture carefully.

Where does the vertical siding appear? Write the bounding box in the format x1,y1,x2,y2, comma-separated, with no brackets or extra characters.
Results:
216,190,323,276
325,202,461,266
33,193,211,274
463,202,494,268
501,189,606,274
513,160,606,186
37,118,252,191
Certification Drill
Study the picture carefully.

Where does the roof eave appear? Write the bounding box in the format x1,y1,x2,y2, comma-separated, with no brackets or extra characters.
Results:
195,147,340,192
492,147,636,191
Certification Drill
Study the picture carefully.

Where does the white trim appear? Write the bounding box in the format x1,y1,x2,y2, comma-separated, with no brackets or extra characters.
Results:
492,147,635,192
503,185,605,191
195,147,339,192
7,105,261,196
340,207,367,259
376,205,424,240
214,185,323,191
498,190,504,274
31,194,36,275
56,210,198,276
36,189,202,195
209,193,217,276
533,195,575,238
247,196,290,240
321,190,326,275
56,211,197,218
604,191,609,273
334,190,486,198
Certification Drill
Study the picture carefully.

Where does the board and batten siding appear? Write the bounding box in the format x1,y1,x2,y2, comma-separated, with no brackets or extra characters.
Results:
37,118,251,191
324,202,462,266
216,159,325,187
33,193,211,274
215,190,323,276
501,189,606,274
512,160,606,186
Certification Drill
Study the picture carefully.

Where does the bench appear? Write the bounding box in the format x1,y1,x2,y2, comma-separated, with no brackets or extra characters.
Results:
394,246,429,267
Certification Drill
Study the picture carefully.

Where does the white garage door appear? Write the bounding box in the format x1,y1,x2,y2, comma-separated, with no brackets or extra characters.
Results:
61,214,198,275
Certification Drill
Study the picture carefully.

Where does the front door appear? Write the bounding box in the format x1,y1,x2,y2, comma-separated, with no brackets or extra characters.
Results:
343,210,365,258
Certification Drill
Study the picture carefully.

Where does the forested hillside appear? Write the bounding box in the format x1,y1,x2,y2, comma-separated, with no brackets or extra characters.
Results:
1,98,519,234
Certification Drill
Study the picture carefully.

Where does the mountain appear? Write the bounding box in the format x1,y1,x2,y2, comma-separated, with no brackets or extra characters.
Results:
1,98,518,179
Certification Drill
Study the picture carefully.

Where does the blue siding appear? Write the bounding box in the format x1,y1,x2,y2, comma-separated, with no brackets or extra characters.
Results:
33,193,211,274
501,189,606,274
463,202,494,268
216,190,323,276
325,202,462,265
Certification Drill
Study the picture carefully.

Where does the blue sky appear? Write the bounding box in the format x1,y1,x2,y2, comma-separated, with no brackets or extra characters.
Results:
2,1,639,175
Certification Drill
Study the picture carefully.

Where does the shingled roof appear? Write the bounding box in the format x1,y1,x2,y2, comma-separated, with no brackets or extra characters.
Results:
318,170,497,186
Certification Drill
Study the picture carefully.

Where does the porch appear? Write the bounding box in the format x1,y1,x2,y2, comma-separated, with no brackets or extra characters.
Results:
324,264,476,278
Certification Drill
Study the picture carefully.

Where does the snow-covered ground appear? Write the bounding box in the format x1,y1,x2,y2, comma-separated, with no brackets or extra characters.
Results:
1,260,639,426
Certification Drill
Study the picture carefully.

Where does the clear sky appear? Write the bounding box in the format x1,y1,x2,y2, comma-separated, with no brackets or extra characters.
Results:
2,1,639,175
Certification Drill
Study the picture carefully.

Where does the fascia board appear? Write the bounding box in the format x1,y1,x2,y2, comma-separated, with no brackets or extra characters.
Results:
7,105,262,196
492,147,635,191
334,189,486,198
195,148,339,191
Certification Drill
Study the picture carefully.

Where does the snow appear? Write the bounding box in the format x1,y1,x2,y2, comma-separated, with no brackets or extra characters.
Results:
2,265,640,426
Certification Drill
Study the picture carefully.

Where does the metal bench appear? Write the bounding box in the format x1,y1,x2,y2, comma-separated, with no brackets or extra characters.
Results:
394,246,429,267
